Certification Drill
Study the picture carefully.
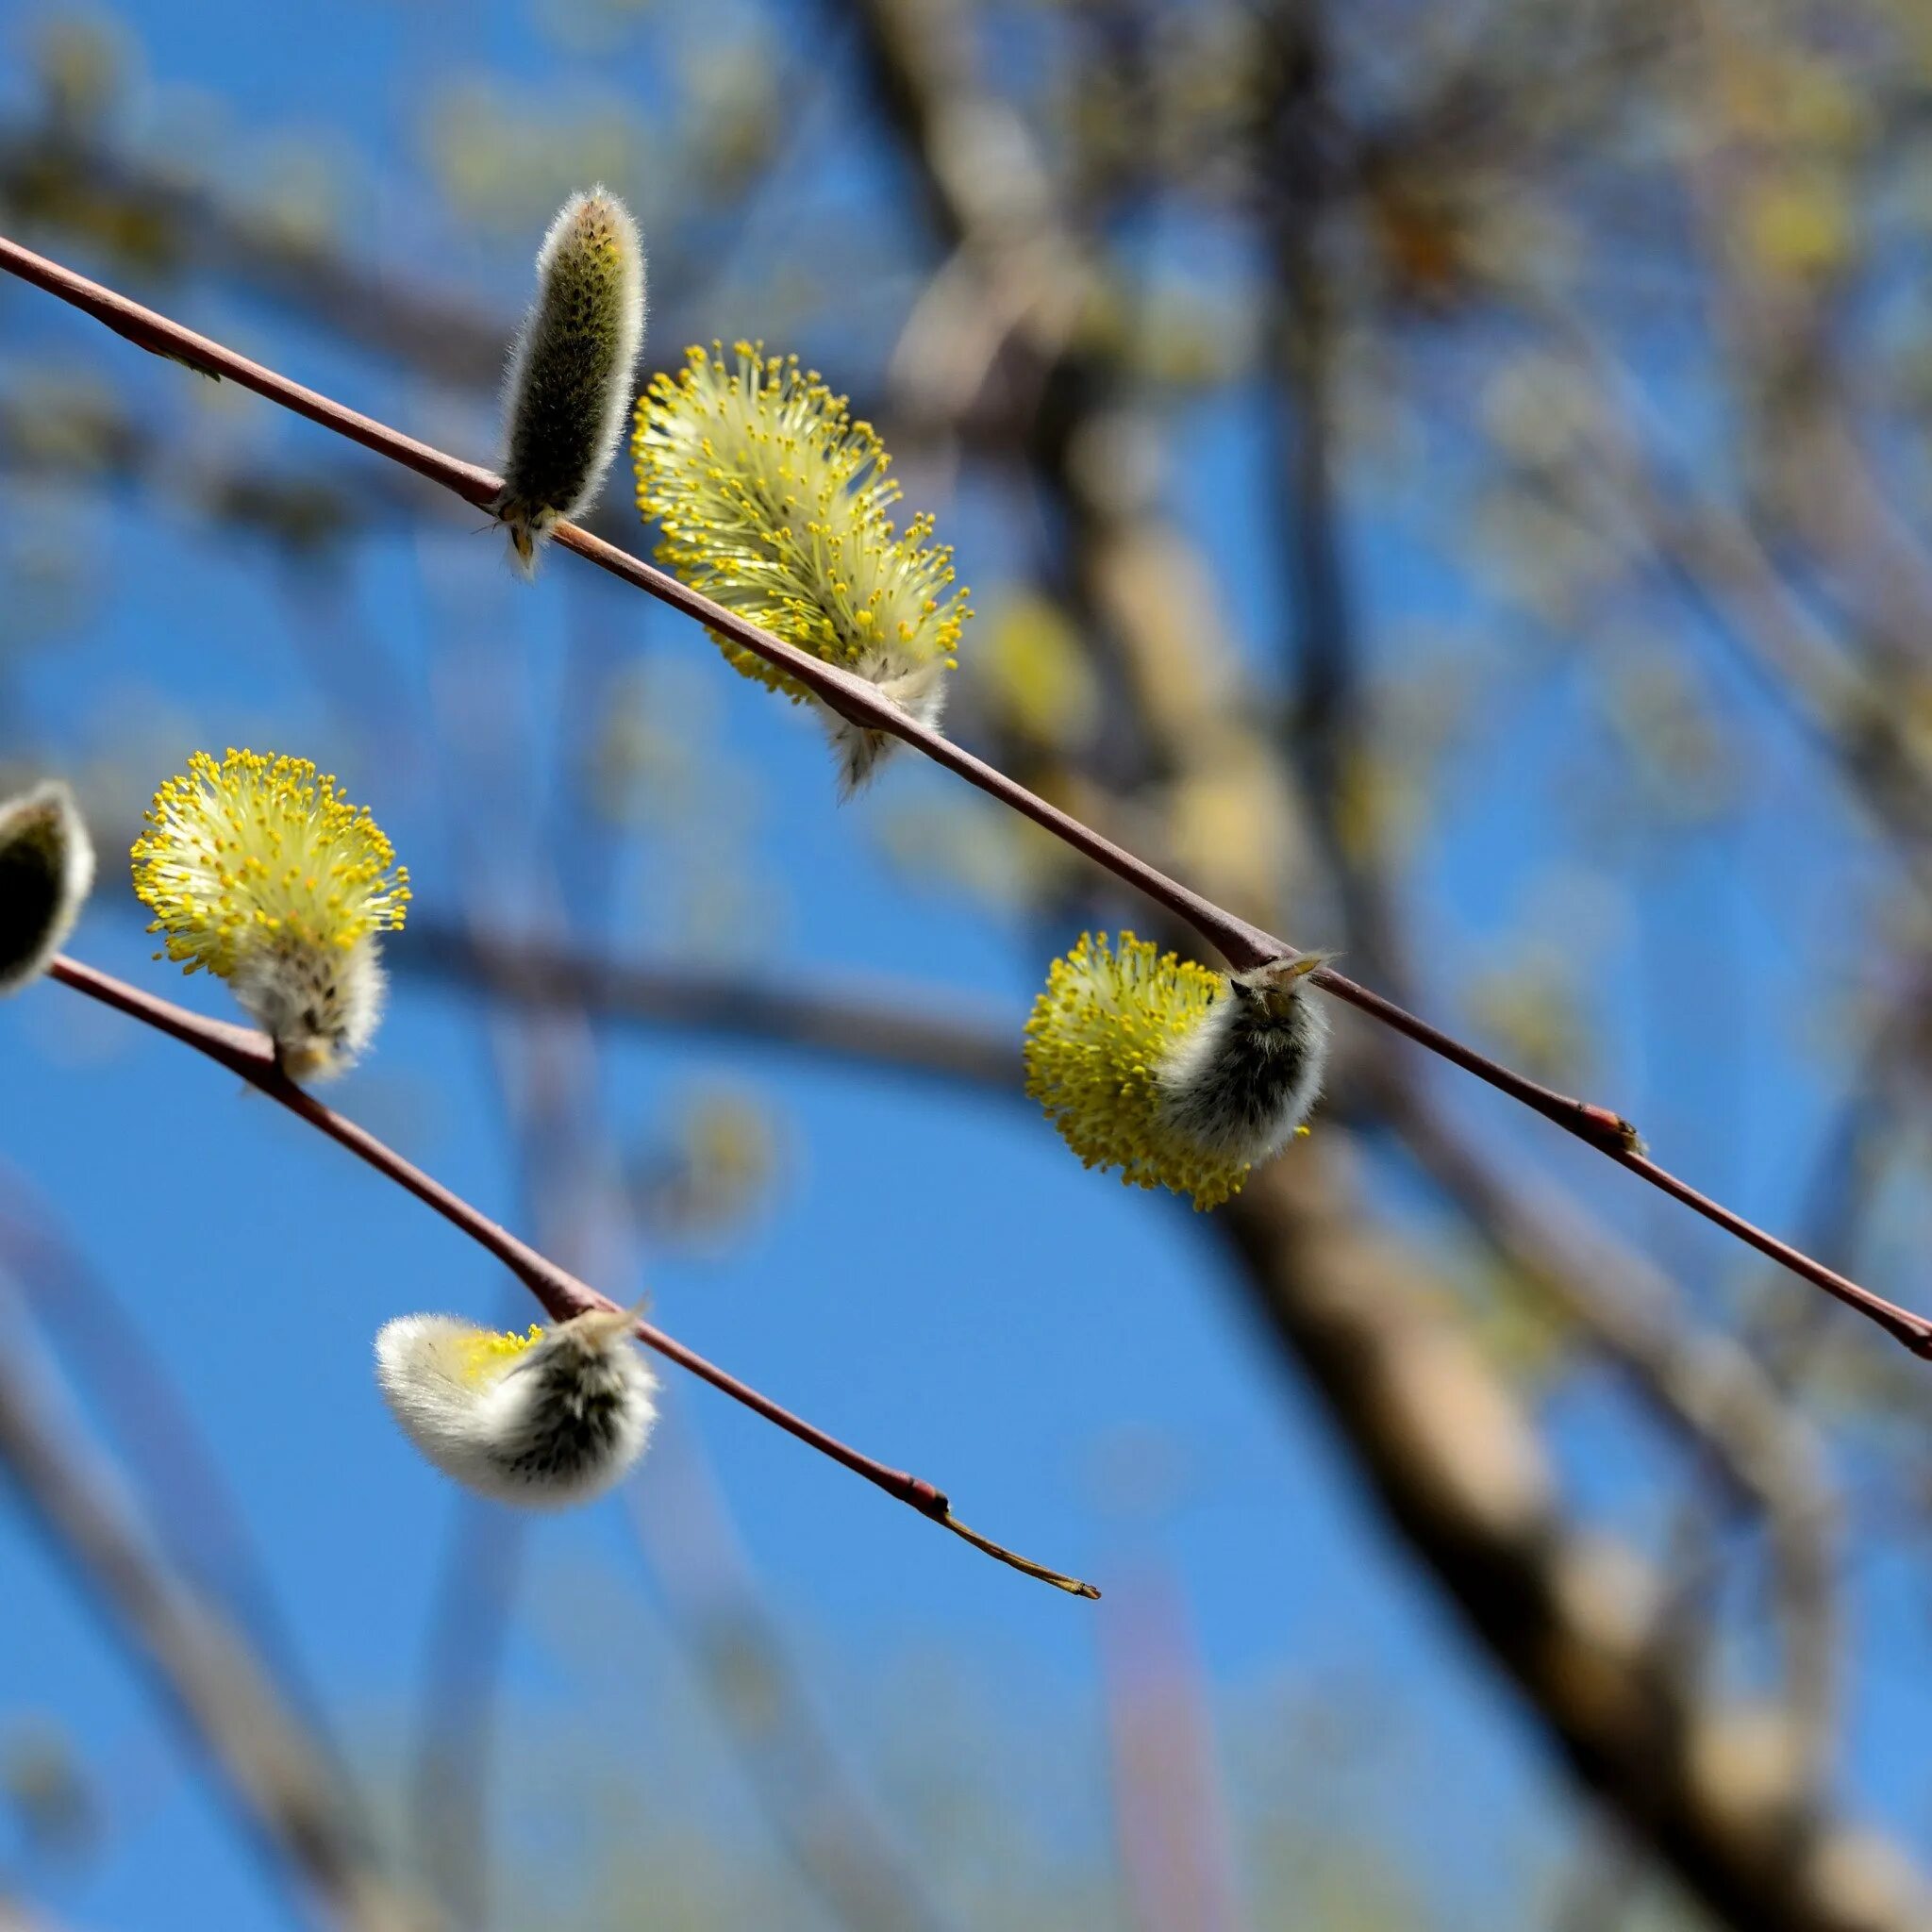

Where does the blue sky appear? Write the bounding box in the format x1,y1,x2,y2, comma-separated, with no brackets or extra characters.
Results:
2,1,1928,1926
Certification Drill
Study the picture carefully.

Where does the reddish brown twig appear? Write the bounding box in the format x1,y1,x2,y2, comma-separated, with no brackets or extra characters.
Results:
45,955,1097,1598
5,234,1927,1356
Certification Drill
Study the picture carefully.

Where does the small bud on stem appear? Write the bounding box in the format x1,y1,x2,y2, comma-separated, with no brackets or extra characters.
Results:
496,187,647,575
0,781,94,994
375,1308,658,1506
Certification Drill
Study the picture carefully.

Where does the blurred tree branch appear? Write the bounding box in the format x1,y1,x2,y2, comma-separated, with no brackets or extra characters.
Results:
399,920,1021,1095
836,3,1919,1925
1220,1147,1924,1932
0,1169,341,1763
0,1283,431,1932
0,125,508,389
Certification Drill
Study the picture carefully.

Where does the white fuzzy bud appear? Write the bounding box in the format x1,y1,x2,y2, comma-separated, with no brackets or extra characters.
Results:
832,660,948,795
230,937,387,1083
374,1307,658,1507
1153,956,1330,1169
495,186,647,575
0,781,94,995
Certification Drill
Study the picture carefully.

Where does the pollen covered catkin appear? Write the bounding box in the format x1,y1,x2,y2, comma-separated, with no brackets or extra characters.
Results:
374,1308,658,1507
131,750,410,1081
0,781,94,994
1024,933,1329,1209
633,342,972,792
496,187,647,575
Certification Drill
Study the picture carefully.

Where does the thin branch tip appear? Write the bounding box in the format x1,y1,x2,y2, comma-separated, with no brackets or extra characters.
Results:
941,1511,1100,1598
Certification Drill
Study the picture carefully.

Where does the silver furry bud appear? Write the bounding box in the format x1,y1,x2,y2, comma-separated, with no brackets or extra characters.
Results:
0,781,94,995
495,187,647,575
1154,956,1329,1168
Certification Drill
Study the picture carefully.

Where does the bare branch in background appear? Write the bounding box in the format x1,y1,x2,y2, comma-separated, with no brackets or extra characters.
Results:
1101,1571,1251,1932
1218,1147,1929,1932
408,1496,522,1932
0,1169,342,1763
0,1291,430,1932
1254,0,1840,1794
835,6,1924,1926
1675,8,1932,667
400,922,1021,1095
0,127,508,389
1382,1086,1841,1775
0,1888,69,1932
1552,324,1932,903
627,1424,961,1932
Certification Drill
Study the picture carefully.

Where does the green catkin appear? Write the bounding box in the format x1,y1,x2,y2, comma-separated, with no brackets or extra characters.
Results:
0,781,94,995
495,187,647,576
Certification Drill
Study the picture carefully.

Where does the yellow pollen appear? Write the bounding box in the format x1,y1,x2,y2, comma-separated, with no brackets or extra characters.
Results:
130,749,410,981
457,1324,544,1384
631,341,972,703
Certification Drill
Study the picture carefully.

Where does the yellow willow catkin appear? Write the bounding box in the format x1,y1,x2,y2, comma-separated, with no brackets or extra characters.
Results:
130,750,410,1080
632,341,972,791
495,186,647,575
1024,933,1328,1209
0,781,94,995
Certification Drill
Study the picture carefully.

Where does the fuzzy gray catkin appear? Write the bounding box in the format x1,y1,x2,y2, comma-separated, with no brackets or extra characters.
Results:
374,1308,658,1507
495,187,647,575
0,782,94,994
1154,957,1330,1169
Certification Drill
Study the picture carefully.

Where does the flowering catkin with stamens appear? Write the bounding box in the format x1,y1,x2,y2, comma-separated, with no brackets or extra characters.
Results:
632,341,972,791
130,750,410,1081
495,186,647,576
1024,932,1330,1210
374,1308,658,1507
0,781,94,995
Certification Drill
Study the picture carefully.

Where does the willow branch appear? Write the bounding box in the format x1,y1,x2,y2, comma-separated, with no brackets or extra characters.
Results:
1,237,1924,1357
42,954,1093,1598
